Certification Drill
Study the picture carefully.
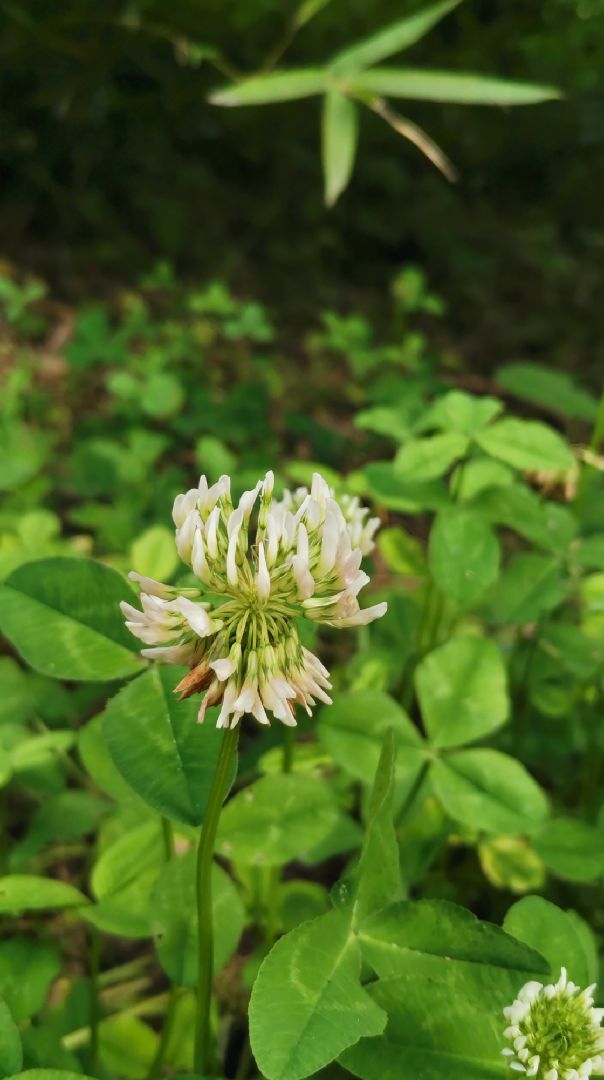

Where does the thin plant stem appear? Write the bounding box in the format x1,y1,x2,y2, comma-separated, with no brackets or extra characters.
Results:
194,726,240,1076
234,1034,253,1080
397,760,430,827
87,927,101,1075
146,818,177,1080
576,386,604,515
282,726,294,774
147,985,179,1080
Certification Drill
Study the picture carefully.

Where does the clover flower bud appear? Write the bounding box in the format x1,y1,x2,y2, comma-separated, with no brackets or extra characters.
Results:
502,969,604,1079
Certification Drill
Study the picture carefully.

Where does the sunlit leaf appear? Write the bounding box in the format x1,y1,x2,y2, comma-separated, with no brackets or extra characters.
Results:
353,69,561,106
322,91,359,206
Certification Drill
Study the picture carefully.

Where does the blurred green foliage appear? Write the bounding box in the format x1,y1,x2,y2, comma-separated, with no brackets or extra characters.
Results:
1,0,603,378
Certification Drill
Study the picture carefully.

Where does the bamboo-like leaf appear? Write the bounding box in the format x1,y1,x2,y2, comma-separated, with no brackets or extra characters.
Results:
209,68,325,106
321,91,359,206
353,68,562,105
331,0,462,74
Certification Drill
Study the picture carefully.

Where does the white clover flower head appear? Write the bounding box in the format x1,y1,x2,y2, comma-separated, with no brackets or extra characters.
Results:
121,471,387,729
502,968,604,1080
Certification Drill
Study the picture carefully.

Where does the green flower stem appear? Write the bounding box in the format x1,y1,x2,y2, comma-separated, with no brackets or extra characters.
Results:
87,926,101,1075
194,726,240,1076
146,818,177,1080
282,726,294,774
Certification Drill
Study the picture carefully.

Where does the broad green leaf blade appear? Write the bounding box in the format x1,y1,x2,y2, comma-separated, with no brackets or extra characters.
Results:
474,483,576,554
0,939,60,1021
330,0,461,74
475,417,573,471
209,69,325,106
344,899,548,1080
432,749,548,834
0,558,142,682
354,729,402,923
353,69,561,106
217,774,337,866
91,821,163,900
533,818,604,882
415,636,508,748
322,91,359,206
99,1014,158,1079
318,689,427,809
249,909,387,1080
394,432,469,481
151,851,244,985
0,999,22,1080
504,896,598,987
496,362,598,422
130,525,178,581
0,875,88,915
363,462,449,513
102,666,236,827
478,836,545,893
10,1074,97,1080
418,390,502,436
488,552,569,624
429,507,500,607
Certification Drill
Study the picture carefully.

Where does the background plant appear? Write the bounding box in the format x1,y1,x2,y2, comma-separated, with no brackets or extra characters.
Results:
0,256,603,1079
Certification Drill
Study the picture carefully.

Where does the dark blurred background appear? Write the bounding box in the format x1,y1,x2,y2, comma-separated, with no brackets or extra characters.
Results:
1,0,603,378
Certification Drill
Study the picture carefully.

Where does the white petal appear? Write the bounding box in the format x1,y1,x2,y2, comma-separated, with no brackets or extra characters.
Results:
256,542,271,598
191,530,211,586
128,572,174,598
210,657,236,681
173,597,213,637
327,601,388,627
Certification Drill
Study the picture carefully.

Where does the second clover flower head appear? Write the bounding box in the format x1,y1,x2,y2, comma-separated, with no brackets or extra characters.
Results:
502,968,604,1080
121,471,387,729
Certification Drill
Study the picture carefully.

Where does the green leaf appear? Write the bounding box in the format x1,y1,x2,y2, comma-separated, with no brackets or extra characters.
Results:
0,998,22,1079
432,749,548,834
377,526,426,575
130,525,178,582
99,1014,158,1079
330,0,461,74
249,908,387,1080
488,553,569,624
102,666,237,827
10,1075,97,1080
419,390,502,436
322,91,359,206
353,69,561,106
353,729,402,922
343,899,548,1080
429,507,500,607
318,689,427,808
571,534,604,570
91,820,163,900
473,483,576,554
217,774,337,866
475,417,573,472
363,462,449,513
478,836,545,894
0,939,60,1021
140,373,184,419
496,363,597,422
504,896,598,986
415,636,508,748
10,731,75,772
456,459,514,501
0,876,88,915
209,69,325,106
394,432,469,481
151,851,244,985
0,558,142,682
533,818,604,882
